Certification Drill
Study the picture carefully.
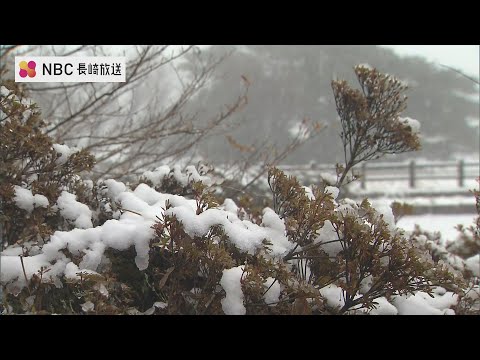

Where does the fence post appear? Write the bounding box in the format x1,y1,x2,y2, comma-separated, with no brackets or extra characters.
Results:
361,163,366,189
409,160,415,188
458,160,464,187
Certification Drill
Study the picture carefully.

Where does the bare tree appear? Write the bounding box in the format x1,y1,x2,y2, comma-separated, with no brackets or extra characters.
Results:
2,45,323,195
2,45,249,180
218,117,323,198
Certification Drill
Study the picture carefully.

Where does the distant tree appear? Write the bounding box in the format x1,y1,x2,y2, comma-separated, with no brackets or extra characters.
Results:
182,45,478,166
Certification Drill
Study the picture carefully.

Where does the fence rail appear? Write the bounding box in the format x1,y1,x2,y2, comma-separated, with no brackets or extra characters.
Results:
279,160,479,189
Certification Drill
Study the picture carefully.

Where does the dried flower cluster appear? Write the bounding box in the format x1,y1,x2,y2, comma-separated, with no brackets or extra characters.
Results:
332,65,421,186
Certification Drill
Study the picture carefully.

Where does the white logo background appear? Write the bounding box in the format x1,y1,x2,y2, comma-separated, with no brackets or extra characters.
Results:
15,57,126,83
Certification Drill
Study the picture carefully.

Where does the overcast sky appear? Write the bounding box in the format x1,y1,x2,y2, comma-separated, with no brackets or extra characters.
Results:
380,45,479,78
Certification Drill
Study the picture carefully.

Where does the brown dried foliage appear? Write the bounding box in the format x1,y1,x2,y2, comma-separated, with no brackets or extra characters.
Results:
332,65,421,187
1,84,95,246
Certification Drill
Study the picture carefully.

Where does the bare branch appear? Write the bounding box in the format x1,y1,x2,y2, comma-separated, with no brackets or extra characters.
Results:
438,63,480,85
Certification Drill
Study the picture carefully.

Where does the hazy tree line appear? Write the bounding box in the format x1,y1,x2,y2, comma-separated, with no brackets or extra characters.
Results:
2,45,478,184
183,45,479,165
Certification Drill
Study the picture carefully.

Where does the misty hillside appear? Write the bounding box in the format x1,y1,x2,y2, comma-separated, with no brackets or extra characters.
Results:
181,45,479,165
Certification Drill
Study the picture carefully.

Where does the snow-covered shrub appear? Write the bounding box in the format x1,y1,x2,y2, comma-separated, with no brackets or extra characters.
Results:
406,226,479,315
446,182,480,260
0,69,471,315
138,164,214,198
2,160,464,314
0,84,95,247
265,168,461,314
406,184,480,314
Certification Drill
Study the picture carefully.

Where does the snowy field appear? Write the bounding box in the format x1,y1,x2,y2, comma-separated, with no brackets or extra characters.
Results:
397,213,477,244
349,179,478,197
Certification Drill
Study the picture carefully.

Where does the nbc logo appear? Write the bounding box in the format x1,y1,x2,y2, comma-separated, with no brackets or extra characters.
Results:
15,57,126,82
19,61,36,78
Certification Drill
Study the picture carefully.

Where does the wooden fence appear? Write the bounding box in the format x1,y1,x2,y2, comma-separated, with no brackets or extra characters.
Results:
279,160,479,190
356,160,479,189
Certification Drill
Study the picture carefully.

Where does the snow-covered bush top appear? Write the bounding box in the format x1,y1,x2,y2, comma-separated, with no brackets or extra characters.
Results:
2,168,472,315
1,180,291,286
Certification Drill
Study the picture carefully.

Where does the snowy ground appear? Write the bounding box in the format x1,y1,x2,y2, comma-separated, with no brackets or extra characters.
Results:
397,213,477,244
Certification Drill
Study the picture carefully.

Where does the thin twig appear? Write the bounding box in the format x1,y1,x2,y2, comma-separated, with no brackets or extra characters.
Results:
118,206,143,217
439,63,480,85
19,256,31,294
262,277,278,297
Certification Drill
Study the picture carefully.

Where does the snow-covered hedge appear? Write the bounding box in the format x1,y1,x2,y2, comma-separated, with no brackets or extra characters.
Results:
0,163,473,314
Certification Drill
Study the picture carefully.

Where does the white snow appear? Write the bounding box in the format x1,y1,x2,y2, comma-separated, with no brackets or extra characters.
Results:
336,198,358,216
33,194,49,208
64,262,100,281
399,116,421,134
13,186,49,213
359,275,373,294
102,179,127,200
185,165,212,186
397,214,477,244
142,165,171,186
263,277,281,305
56,191,93,229
357,63,373,70
261,208,286,233
349,177,477,197
303,186,315,200
368,297,398,315
220,266,246,315
465,255,480,277
13,187,38,212
142,164,212,187
370,199,396,232
1,253,51,285
324,186,339,200
52,143,79,165
319,284,345,310
393,291,458,315
222,198,239,214
315,220,342,256
166,204,292,256
0,246,24,256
